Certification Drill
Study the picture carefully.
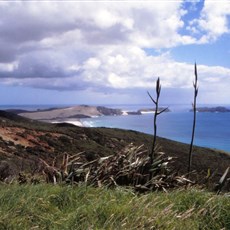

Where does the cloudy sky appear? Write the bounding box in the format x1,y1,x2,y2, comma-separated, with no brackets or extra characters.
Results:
0,0,230,105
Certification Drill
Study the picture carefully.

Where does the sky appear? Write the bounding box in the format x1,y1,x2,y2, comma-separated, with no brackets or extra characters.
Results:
0,0,230,105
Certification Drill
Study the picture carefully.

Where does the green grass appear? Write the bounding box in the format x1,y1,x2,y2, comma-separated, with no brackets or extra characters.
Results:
0,184,229,229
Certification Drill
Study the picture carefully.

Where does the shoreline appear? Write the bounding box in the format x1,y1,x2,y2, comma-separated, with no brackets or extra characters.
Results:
51,119,84,127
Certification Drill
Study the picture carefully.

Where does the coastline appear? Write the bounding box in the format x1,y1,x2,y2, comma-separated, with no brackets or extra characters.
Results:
50,109,155,128
4,104,230,152
15,105,169,121
51,119,84,127
18,105,161,128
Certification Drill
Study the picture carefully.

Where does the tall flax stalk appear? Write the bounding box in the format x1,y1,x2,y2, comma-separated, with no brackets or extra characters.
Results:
148,78,167,166
188,63,198,174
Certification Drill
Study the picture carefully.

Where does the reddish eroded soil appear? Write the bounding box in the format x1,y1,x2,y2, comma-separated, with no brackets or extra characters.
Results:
0,126,65,150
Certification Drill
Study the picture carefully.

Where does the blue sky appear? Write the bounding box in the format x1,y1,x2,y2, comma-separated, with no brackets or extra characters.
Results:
0,0,230,105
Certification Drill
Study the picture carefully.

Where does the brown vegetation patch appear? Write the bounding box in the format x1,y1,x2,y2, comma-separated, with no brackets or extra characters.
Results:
0,127,32,147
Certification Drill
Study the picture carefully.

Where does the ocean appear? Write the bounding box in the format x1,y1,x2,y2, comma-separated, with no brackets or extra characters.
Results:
1,104,230,153
80,104,230,153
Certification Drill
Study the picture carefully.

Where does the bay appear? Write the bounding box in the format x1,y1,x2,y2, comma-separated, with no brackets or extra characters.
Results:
81,105,230,153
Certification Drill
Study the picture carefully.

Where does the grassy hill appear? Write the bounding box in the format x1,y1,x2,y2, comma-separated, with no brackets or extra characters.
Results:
0,184,229,229
0,110,229,190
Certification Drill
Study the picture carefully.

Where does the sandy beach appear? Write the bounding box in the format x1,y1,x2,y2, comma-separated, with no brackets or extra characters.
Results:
52,119,84,127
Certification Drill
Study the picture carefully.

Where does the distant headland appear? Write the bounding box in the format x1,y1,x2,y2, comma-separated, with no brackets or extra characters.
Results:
6,105,170,125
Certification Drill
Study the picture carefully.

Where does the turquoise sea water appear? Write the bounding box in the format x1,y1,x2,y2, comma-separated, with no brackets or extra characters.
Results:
1,104,230,153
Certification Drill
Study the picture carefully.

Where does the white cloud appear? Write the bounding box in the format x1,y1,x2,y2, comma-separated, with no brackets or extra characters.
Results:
189,0,230,42
84,58,102,69
0,1,230,103
2,40,230,103
0,61,18,72
0,1,186,49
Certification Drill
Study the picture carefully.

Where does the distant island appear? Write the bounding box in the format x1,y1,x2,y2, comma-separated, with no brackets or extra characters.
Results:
124,107,170,115
190,106,230,113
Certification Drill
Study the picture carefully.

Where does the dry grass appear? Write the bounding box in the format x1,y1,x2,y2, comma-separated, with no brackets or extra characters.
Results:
32,143,191,192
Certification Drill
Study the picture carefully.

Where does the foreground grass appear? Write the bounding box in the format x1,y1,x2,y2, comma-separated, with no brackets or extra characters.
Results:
0,184,229,230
